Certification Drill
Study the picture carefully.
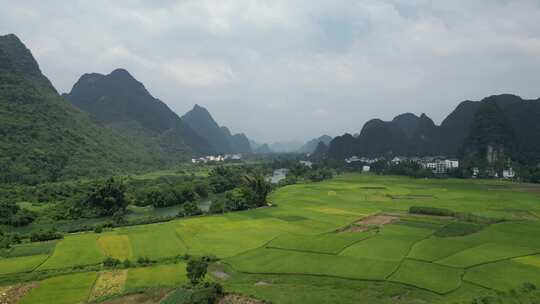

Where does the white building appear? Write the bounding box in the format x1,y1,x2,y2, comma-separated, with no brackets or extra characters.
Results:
299,160,313,168
344,156,361,163
391,157,403,164
362,165,371,172
422,159,459,174
445,159,459,169
503,168,515,179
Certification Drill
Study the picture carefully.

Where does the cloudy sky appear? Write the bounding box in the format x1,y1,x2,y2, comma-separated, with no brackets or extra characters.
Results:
2,0,540,143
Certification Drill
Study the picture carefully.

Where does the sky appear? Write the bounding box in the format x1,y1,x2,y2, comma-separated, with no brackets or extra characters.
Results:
2,0,540,143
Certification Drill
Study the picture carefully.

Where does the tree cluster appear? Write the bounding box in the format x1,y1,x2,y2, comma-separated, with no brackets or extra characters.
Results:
0,201,35,226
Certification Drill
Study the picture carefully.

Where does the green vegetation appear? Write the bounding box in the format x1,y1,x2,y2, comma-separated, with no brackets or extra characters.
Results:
434,221,486,237
125,263,187,291
20,272,97,304
465,260,540,291
38,233,104,270
0,254,48,275
410,206,455,217
267,231,374,254
388,259,463,294
187,258,208,285
0,34,163,184
1,173,540,303
227,248,399,280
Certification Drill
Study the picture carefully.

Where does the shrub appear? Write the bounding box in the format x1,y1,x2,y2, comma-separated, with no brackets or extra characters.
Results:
94,226,103,233
30,229,63,242
137,256,154,265
204,282,224,296
123,259,132,268
409,206,455,217
186,258,208,285
208,200,225,214
103,257,121,267
521,282,537,293
434,222,485,237
180,202,203,217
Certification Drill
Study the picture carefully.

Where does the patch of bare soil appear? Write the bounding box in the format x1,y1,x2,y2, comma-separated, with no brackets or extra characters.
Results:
254,281,272,286
219,294,266,304
0,282,38,304
102,289,171,304
211,271,230,280
357,214,399,226
337,214,398,233
89,270,127,301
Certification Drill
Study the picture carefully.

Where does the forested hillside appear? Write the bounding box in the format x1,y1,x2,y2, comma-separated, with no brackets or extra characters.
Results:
64,69,213,160
0,34,155,184
325,94,540,168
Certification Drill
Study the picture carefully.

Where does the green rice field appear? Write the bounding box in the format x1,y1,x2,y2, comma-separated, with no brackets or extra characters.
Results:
2,173,540,303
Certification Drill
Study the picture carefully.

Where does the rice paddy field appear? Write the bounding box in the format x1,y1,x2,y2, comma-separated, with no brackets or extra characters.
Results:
2,173,540,303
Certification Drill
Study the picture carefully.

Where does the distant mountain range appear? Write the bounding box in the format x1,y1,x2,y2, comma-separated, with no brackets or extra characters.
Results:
63,69,213,160
181,105,251,154
3,33,539,182
248,136,333,154
268,140,304,153
0,34,253,183
298,135,333,154
65,69,252,157
324,94,540,169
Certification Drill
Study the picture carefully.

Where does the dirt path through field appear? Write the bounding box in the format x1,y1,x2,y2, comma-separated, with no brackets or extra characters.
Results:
0,282,38,304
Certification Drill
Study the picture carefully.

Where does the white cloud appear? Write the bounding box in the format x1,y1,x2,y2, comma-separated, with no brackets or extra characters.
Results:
1,0,540,142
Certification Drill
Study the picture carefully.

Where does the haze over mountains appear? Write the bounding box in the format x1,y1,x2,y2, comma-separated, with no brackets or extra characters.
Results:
2,33,540,183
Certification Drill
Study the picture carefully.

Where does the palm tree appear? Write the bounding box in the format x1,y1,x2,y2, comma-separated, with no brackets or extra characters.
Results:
243,173,271,206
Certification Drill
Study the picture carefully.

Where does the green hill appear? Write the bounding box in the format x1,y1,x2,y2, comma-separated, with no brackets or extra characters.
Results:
64,69,213,160
326,94,540,167
0,34,159,183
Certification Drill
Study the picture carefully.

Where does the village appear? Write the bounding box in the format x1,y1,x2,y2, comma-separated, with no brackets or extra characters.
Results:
344,155,515,179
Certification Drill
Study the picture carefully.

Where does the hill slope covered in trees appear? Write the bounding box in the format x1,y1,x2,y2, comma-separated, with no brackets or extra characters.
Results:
325,94,540,169
0,34,155,183
64,69,213,160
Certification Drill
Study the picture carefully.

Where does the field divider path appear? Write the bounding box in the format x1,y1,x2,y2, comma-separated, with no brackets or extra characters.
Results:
174,229,191,253
335,233,379,255
87,271,100,303
385,221,453,281
30,253,54,273
264,246,340,256
222,261,461,296
455,249,540,293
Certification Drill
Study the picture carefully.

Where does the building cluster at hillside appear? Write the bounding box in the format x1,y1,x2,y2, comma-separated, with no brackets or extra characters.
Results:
191,154,242,164
345,155,460,174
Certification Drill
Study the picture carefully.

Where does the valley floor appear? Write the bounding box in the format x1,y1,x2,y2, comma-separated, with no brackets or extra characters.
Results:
2,174,540,303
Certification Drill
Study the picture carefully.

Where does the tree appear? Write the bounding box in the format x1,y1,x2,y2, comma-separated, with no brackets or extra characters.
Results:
0,201,35,226
85,178,128,216
186,258,208,285
242,173,271,207
180,201,202,217
209,200,225,214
